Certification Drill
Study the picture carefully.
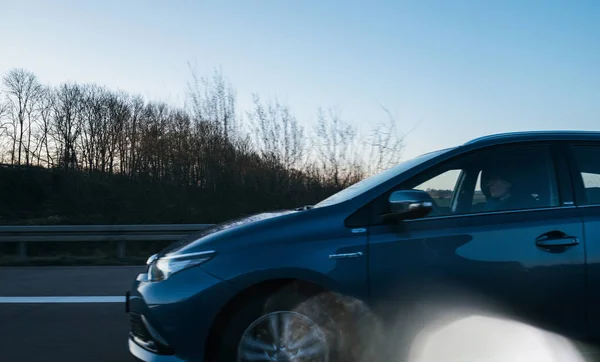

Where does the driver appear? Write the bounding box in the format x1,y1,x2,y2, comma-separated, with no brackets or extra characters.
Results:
482,169,519,211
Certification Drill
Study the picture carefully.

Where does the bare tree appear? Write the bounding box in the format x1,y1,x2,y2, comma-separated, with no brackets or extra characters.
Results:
0,88,9,133
187,65,237,139
126,95,144,176
312,107,364,187
31,86,56,167
52,82,84,171
362,105,405,175
106,90,130,174
2,68,43,165
78,84,106,172
247,93,306,171
0,90,10,162
136,101,171,180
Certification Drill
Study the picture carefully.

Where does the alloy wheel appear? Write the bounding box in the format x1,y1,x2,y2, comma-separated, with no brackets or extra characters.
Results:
237,310,329,362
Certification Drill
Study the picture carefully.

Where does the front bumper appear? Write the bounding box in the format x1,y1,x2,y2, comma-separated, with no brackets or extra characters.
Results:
126,267,238,362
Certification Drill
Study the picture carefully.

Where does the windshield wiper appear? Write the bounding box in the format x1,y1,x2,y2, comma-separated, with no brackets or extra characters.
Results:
295,205,314,211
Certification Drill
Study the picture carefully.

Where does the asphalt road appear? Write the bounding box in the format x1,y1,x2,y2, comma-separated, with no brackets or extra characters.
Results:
0,266,145,362
2,266,600,362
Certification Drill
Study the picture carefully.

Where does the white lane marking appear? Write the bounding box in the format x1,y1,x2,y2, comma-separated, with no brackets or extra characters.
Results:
0,296,124,303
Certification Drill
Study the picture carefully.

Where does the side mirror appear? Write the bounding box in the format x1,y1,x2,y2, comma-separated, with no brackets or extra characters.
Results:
383,190,434,222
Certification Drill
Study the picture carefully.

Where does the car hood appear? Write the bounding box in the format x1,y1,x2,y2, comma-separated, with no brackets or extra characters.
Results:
157,209,298,257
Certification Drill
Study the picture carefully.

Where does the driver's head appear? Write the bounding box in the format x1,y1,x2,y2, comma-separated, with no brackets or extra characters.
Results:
486,177,511,199
482,169,513,199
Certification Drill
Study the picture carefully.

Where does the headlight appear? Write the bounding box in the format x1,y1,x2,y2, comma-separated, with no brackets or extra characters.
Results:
147,250,215,282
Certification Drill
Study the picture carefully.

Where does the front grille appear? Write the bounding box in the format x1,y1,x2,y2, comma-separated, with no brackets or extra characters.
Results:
129,312,152,342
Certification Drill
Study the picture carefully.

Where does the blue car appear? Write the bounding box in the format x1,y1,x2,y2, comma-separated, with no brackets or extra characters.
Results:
126,130,600,362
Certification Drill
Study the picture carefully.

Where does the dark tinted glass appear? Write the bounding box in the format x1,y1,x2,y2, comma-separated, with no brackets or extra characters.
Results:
570,145,600,205
402,145,559,218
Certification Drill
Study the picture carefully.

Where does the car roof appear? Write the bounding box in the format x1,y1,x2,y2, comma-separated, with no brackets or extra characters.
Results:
463,130,600,148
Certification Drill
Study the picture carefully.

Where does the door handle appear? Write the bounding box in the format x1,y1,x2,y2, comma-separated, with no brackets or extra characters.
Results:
536,237,579,247
536,231,580,247
329,252,363,259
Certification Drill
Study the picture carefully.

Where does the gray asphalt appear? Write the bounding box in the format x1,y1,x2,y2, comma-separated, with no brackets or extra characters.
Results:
0,266,145,296
0,266,145,362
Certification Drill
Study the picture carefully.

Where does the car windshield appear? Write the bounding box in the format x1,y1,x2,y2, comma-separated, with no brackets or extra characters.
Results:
314,148,452,208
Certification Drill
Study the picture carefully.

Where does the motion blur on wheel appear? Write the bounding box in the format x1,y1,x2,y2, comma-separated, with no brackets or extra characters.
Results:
237,311,328,362
128,131,600,362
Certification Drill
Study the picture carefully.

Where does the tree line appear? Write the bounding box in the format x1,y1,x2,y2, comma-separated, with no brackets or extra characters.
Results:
0,67,405,225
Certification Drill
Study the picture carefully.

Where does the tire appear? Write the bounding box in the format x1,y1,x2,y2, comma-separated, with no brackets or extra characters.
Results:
213,283,383,362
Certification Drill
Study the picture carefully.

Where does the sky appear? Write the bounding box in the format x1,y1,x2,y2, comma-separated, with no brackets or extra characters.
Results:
1,0,599,160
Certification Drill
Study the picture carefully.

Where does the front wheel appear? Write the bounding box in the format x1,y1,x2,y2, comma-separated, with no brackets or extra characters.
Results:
214,286,383,362
238,310,329,362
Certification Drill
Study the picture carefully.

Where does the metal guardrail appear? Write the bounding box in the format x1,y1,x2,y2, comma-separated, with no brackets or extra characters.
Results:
0,224,215,258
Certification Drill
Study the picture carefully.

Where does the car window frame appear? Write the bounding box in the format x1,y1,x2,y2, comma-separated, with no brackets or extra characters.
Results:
349,141,571,227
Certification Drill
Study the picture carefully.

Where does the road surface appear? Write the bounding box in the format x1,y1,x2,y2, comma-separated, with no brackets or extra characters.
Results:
2,266,600,362
0,266,143,362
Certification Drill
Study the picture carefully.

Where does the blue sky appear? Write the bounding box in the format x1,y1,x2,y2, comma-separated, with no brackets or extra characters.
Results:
1,0,599,159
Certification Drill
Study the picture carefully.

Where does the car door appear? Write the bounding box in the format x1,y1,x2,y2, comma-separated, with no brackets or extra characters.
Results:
563,141,600,342
365,142,587,343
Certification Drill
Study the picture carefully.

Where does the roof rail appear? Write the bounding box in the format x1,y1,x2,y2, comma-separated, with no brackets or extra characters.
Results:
463,130,600,146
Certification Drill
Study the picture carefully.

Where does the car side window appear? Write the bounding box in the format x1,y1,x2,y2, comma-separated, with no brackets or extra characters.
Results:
412,169,462,215
375,144,561,221
569,145,600,205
